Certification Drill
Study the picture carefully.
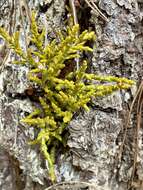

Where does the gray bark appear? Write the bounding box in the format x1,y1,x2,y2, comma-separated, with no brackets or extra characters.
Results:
0,0,143,190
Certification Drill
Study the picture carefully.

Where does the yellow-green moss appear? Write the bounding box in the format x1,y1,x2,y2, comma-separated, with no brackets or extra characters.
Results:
0,12,134,182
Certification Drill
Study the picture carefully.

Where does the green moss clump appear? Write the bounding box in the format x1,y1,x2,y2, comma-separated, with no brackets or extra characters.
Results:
0,12,134,182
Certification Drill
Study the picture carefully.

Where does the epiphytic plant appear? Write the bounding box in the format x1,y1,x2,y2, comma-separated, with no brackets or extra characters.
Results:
0,12,134,182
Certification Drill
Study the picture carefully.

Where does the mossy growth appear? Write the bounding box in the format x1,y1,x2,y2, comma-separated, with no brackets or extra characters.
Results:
0,12,134,182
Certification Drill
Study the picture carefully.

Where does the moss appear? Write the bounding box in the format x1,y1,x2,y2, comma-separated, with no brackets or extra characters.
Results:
0,12,134,182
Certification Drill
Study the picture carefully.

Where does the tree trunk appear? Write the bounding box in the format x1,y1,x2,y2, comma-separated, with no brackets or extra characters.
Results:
0,0,143,190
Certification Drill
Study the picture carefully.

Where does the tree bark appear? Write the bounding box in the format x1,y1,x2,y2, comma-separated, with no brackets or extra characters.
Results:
0,0,143,190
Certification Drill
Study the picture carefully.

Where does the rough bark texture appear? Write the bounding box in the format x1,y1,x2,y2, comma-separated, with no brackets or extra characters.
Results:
0,0,143,190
